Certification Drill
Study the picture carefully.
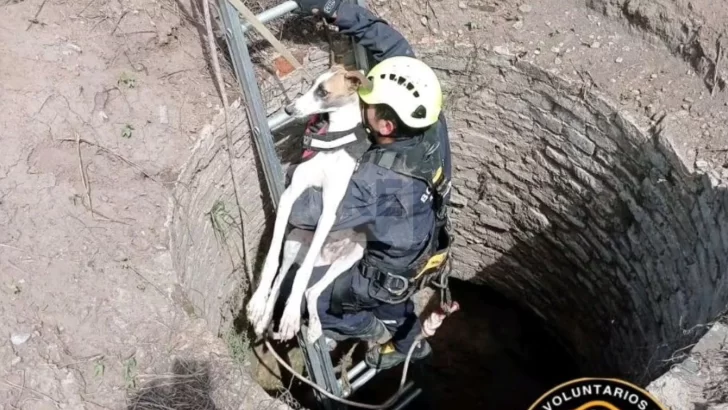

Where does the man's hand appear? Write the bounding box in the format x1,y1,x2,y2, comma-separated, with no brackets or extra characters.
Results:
295,0,341,18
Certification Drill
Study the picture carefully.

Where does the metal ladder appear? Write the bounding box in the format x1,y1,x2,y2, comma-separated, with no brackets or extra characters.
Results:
216,1,422,408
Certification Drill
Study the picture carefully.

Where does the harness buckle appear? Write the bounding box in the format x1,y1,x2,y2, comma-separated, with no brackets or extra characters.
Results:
377,271,410,296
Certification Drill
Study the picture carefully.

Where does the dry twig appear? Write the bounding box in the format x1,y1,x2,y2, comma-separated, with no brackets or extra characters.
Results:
26,0,49,30
65,134,132,225
77,0,98,17
203,0,253,283
1,377,60,407
75,132,94,219
227,0,311,80
111,10,129,35
0,243,25,252
58,137,158,182
12,371,25,409
712,33,724,97
126,265,167,298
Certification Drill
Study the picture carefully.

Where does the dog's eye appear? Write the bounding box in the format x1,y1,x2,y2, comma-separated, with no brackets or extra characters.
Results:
315,84,328,98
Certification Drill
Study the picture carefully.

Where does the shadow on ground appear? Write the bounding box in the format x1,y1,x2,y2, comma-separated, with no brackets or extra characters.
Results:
127,359,218,410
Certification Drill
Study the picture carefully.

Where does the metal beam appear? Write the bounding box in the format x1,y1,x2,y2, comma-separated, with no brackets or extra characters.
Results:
299,325,346,410
241,0,300,32
218,0,286,208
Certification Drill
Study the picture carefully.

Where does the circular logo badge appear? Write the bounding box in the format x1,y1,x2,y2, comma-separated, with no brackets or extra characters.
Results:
527,378,667,410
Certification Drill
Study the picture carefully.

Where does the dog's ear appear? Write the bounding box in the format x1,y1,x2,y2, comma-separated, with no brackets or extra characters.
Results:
344,70,372,92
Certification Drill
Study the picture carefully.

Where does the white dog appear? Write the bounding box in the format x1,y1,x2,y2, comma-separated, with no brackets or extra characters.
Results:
247,65,371,343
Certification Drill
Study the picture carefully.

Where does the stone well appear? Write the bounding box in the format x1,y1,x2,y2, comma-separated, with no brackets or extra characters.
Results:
167,44,728,406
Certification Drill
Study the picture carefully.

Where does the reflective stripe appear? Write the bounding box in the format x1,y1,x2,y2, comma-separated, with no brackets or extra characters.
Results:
308,132,358,149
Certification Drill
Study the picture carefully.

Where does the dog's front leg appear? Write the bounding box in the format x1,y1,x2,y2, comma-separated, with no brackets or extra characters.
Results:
277,180,350,341
247,172,313,335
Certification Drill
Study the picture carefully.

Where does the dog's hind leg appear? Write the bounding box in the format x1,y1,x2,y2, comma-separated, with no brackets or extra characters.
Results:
305,239,365,344
256,229,312,336
277,170,355,341
247,168,314,335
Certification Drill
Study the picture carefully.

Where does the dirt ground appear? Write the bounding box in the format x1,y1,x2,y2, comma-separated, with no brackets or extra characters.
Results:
1,0,726,409
0,0,245,408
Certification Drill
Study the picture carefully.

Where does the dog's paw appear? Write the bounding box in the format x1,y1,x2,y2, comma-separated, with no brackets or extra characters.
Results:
254,319,269,337
246,290,268,329
277,305,301,341
307,318,323,344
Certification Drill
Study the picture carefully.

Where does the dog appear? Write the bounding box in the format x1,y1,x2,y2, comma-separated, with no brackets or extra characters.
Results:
247,64,371,343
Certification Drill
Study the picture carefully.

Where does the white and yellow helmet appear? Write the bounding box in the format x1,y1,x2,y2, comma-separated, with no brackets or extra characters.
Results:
358,56,443,129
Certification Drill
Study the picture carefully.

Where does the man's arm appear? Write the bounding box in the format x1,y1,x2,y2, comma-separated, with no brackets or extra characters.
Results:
288,170,383,231
332,3,414,62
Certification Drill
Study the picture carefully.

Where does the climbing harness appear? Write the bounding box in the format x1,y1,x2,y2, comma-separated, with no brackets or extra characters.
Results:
217,1,457,408
344,120,455,308
286,113,371,187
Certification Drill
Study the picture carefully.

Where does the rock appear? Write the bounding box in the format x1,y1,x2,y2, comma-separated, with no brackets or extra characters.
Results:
476,4,496,12
615,57,623,63
590,41,601,49
458,1,467,8
11,333,31,345
551,47,560,53
518,4,532,13
66,43,82,53
683,97,694,103
513,21,524,30
534,49,541,55
159,105,169,124
11,356,21,366
420,16,428,26
721,169,728,180
554,57,562,65
113,250,128,262
695,160,709,171
492,45,510,56
457,29,464,35
682,103,691,110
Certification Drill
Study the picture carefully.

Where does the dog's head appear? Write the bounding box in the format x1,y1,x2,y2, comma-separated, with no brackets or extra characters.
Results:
284,64,371,118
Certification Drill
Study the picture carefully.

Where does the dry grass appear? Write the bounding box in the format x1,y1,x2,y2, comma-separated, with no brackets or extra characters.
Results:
702,334,728,406
126,359,218,410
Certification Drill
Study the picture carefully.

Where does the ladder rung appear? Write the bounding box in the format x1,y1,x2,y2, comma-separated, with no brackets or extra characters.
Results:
268,110,296,133
343,360,368,383
343,367,380,398
241,0,299,32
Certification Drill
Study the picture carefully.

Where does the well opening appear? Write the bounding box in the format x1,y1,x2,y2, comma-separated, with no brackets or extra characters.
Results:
169,45,728,408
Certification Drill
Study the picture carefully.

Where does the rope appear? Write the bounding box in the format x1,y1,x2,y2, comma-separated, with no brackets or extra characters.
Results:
264,299,458,408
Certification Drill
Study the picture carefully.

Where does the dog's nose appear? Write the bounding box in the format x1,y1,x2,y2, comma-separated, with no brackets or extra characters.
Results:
284,104,295,116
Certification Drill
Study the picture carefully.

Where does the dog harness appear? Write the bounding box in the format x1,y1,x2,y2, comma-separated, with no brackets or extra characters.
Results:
299,113,371,161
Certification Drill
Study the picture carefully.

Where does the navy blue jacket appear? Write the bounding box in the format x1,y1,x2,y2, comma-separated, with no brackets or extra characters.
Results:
288,3,452,269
